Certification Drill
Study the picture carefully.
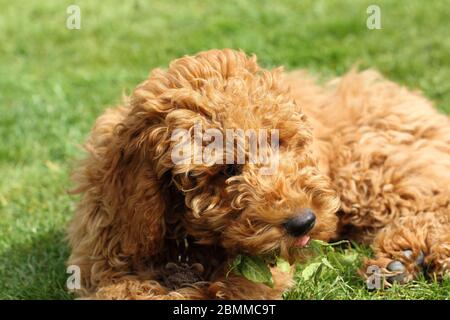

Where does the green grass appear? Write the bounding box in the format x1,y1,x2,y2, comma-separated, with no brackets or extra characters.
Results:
0,0,449,299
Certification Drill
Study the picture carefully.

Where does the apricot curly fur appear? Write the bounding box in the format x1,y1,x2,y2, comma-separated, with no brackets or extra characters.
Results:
68,49,450,299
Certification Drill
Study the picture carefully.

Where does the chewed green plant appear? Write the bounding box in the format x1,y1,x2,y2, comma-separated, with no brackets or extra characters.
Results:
228,254,292,288
229,240,360,288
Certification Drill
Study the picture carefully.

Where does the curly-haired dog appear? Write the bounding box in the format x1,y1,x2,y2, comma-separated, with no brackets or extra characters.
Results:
68,49,450,299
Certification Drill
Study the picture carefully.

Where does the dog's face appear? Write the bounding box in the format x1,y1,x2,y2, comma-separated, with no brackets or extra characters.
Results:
135,50,340,261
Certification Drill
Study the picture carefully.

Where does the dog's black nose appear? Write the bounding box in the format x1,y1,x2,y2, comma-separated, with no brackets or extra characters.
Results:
284,208,316,237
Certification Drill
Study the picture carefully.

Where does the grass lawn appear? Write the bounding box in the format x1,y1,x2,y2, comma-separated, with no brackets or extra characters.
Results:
0,0,449,299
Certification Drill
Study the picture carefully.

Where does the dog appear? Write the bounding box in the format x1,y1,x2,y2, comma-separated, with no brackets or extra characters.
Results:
68,49,450,299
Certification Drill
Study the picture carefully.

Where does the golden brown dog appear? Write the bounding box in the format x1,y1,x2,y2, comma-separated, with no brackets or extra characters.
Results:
68,49,450,299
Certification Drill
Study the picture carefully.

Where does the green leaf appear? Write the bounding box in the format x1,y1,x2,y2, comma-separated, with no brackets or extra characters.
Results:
321,257,335,270
309,239,350,247
227,254,243,277
310,239,329,247
307,239,330,253
232,254,242,269
301,262,322,281
313,263,325,282
238,255,274,287
276,258,291,273
338,252,359,265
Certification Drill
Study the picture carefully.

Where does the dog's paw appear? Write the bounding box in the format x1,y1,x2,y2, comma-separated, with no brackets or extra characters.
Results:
386,249,425,284
364,249,425,287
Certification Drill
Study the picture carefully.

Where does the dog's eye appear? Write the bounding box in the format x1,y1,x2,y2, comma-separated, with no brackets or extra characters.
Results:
223,164,241,177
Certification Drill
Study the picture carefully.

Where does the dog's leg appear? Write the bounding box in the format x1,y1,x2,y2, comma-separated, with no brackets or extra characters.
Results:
364,212,450,285
208,267,293,300
306,70,450,285
87,268,292,300
89,267,294,299
90,279,210,300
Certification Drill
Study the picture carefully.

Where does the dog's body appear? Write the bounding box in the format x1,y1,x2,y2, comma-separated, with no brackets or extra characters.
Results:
287,70,450,282
68,50,450,299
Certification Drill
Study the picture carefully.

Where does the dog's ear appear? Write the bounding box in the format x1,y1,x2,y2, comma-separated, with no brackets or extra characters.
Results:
105,100,175,258
70,97,174,265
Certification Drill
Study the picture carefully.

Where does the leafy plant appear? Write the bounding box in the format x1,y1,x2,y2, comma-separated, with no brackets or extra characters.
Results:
229,255,292,287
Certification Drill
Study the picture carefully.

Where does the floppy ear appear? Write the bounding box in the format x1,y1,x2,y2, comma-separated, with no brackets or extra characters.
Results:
69,94,174,268
108,100,173,258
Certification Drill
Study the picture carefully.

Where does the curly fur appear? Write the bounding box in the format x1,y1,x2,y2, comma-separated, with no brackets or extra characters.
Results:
68,49,450,299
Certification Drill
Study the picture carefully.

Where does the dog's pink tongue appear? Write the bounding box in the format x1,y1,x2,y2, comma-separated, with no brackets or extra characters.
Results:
295,235,311,248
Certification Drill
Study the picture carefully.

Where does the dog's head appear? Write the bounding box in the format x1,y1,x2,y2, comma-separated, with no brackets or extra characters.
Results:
118,49,340,262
